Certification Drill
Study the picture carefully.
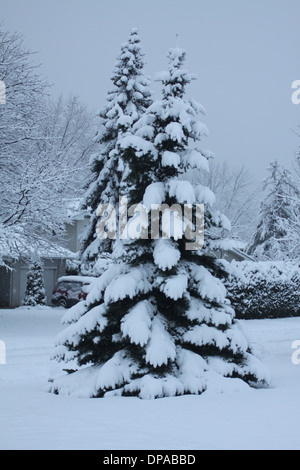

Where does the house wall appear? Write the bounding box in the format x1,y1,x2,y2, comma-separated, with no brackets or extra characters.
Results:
0,258,67,308
220,251,244,263
0,215,89,308
62,219,88,253
63,223,77,253
0,267,12,307
75,219,88,252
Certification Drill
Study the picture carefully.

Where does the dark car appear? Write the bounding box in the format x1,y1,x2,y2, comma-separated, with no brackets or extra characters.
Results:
51,276,95,308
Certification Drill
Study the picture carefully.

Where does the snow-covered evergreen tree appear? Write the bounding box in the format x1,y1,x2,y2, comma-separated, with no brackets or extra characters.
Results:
79,28,152,275
50,47,269,399
247,160,300,260
23,258,47,306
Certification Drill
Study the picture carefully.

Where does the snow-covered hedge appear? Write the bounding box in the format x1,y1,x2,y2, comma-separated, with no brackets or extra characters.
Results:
225,261,300,319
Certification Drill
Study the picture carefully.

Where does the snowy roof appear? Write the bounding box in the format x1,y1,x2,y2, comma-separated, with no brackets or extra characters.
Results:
2,237,76,261
228,247,254,262
209,239,255,262
221,239,254,261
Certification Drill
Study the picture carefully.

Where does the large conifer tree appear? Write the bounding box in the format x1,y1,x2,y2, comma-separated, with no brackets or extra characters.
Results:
80,28,152,275
50,47,269,399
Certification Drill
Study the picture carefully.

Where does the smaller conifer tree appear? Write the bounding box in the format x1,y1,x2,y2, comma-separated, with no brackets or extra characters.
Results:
23,258,47,306
247,160,300,260
79,28,152,275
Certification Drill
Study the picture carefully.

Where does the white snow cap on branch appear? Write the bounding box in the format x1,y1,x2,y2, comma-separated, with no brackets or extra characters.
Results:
191,265,227,304
159,273,188,300
145,316,176,367
168,179,196,204
153,239,181,271
56,303,107,349
183,149,210,172
143,182,166,211
104,268,152,304
162,150,180,168
121,300,153,346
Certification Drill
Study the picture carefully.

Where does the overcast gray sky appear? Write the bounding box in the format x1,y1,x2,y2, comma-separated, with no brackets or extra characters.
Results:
2,0,300,180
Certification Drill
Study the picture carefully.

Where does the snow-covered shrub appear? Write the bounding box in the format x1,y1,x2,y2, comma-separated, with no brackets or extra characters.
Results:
225,261,300,319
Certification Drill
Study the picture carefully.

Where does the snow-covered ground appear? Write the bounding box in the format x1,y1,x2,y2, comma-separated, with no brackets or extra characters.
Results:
0,306,300,450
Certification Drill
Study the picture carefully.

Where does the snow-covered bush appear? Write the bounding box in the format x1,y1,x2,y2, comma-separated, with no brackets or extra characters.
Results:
225,261,300,319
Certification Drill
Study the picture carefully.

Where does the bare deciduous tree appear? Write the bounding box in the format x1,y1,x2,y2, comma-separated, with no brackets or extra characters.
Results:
185,160,260,242
0,27,96,266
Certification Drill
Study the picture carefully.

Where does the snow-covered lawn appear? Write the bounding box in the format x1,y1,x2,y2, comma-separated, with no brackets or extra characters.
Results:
0,306,300,450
